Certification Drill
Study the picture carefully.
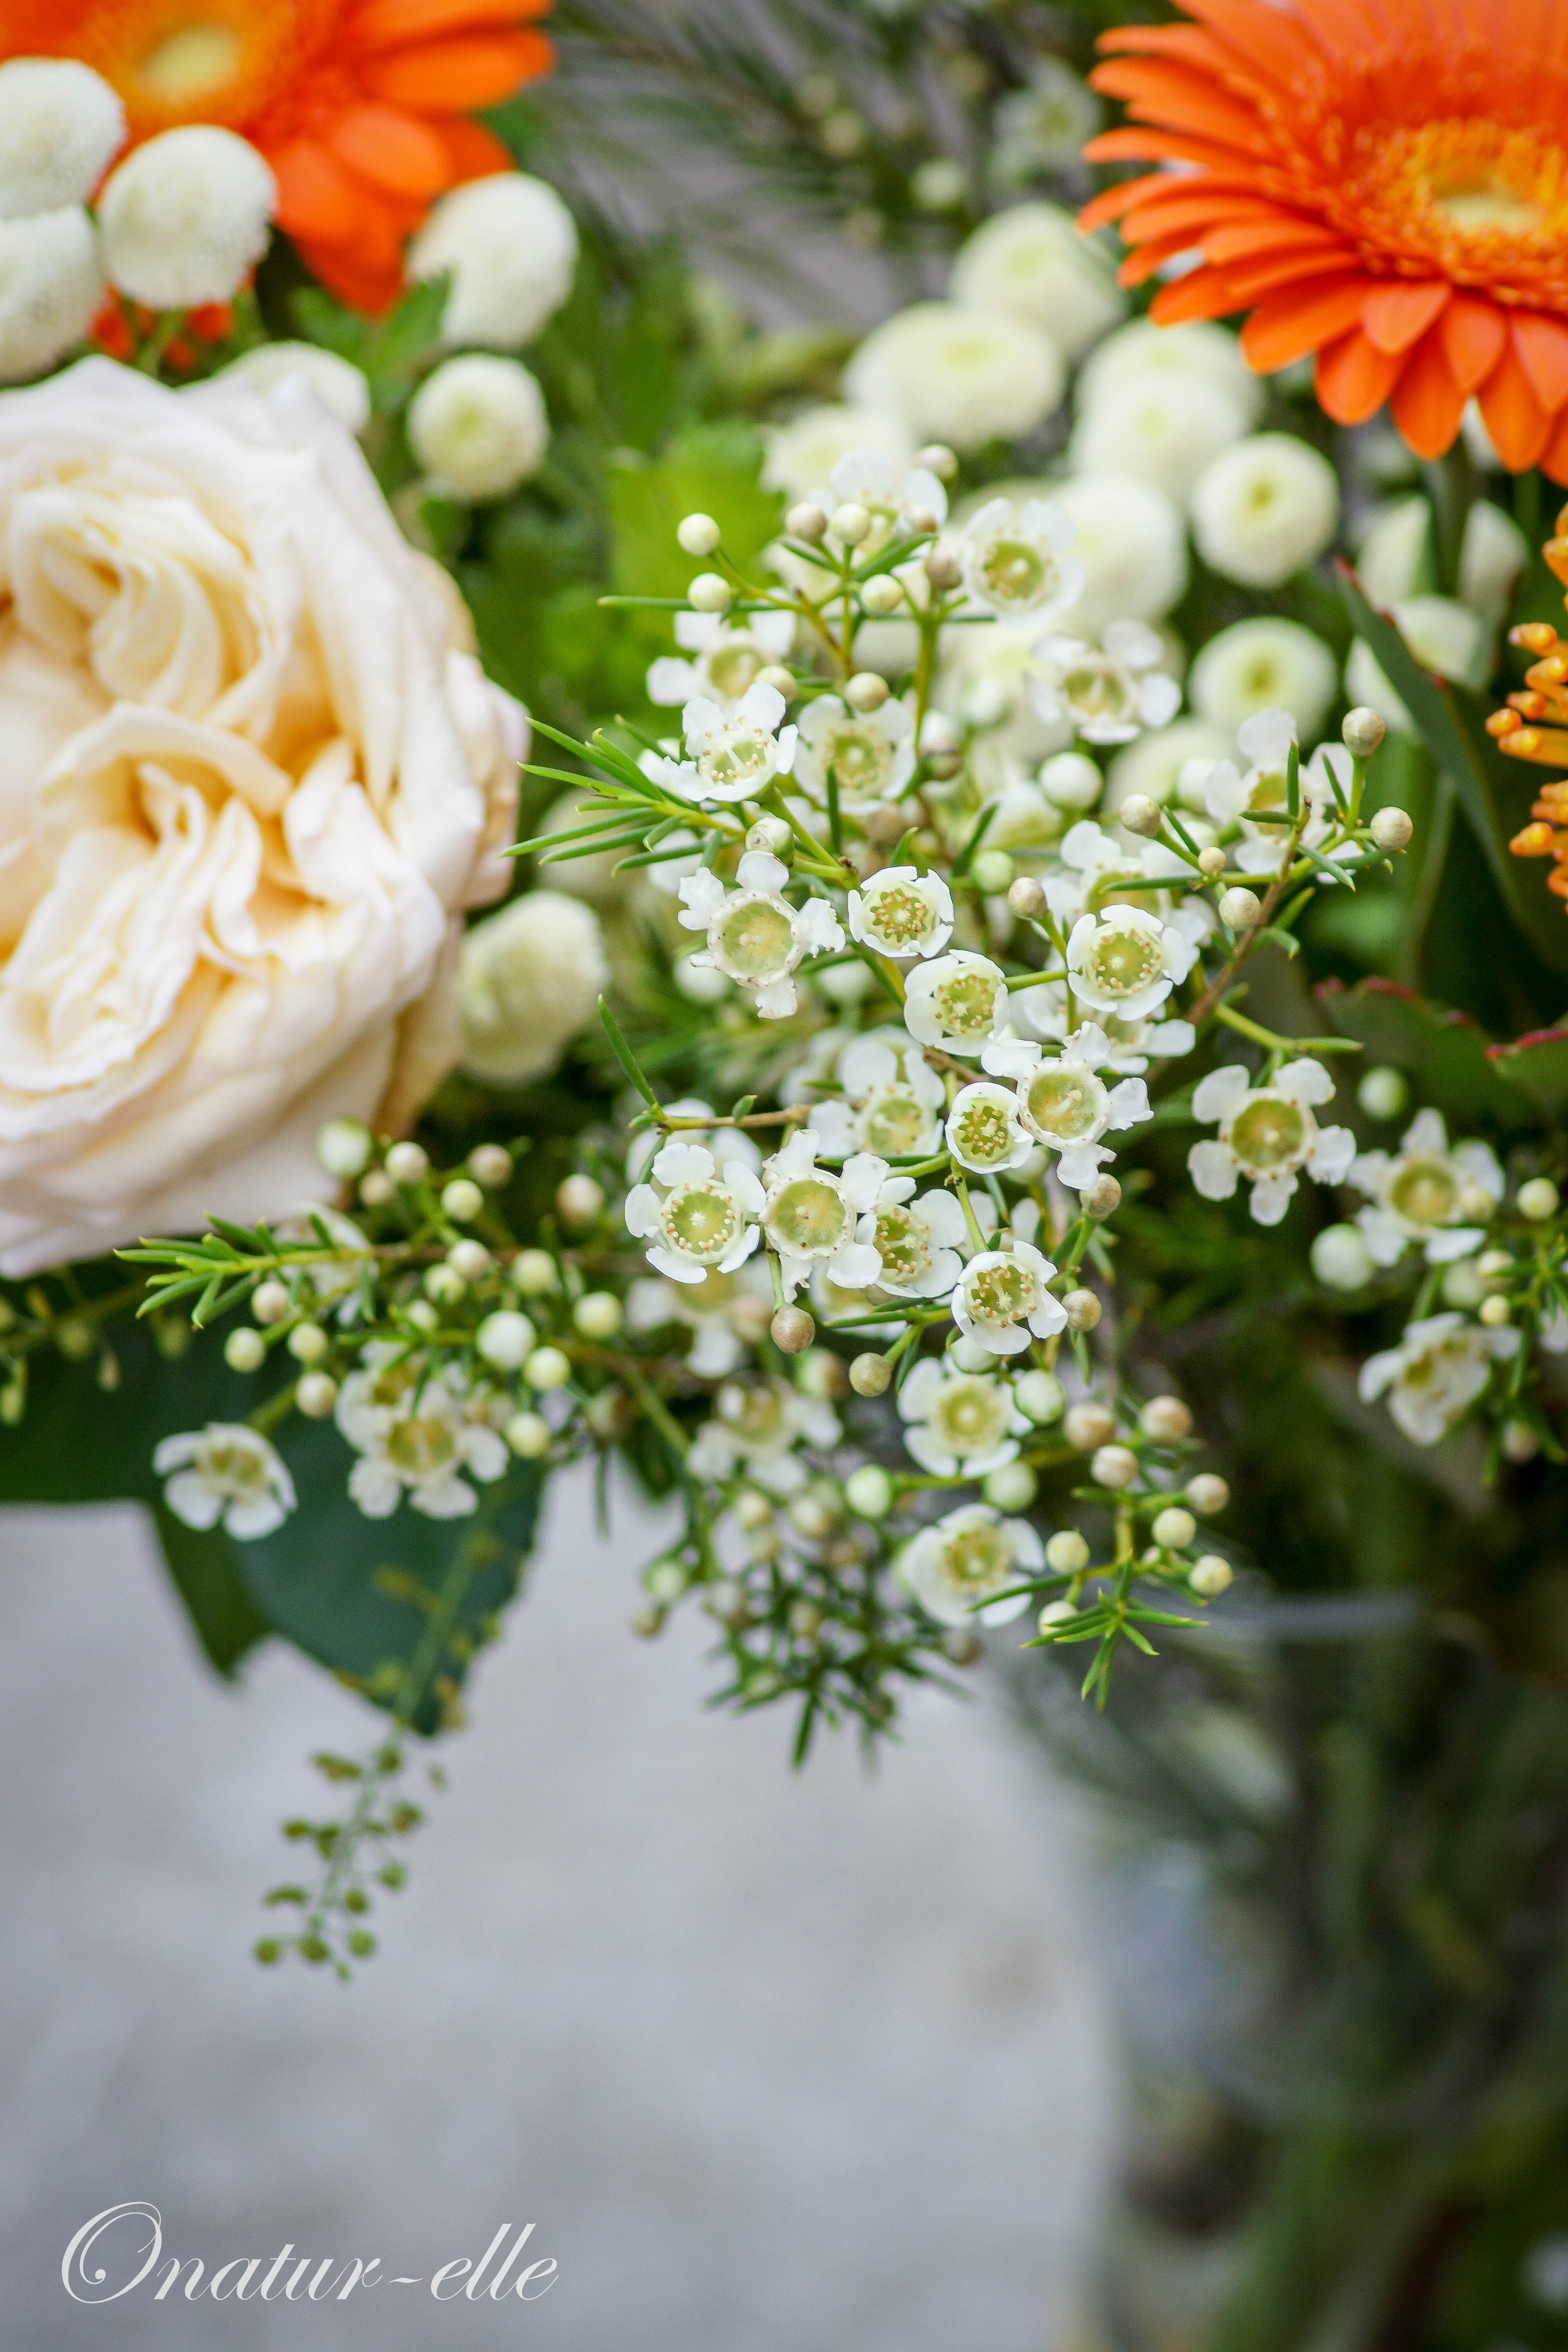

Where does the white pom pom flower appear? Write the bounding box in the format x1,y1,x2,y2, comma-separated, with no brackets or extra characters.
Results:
98,125,274,307
646,609,795,711
844,301,1065,452
336,1348,507,1521
982,1023,1151,1187
1348,1109,1505,1266
1359,1314,1514,1446
898,1359,1029,1478
1030,619,1181,746
408,353,548,501
793,1031,947,1161
898,1503,1042,1628
624,1138,766,1286
1077,319,1263,432
0,59,123,219
0,207,103,384
656,681,799,805
1187,1058,1356,1226
1071,367,1249,506
952,202,1123,359
945,1081,1036,1176
762,406,915,502
1066,906,1193,1022
904,950,1011,1058
1192,433,1341,590
154,1423,295,1540
848,866,955,961
677,851,844,1018
221,342,370,433
1190,618,1338,741
860,1175,968,1299
1049,474,1189,637
760,1131,888,1298
960,495,1083,621
410,172,577,350
952,1238,1068,1356
793,689,915,810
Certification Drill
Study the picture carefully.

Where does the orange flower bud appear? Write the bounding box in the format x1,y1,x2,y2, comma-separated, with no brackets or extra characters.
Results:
1512,822,1558,857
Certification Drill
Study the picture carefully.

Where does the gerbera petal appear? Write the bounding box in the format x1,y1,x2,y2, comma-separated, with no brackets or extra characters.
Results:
430,114,517,180
1479,339,1553,472
1543,407,1568,489
1315,328,1405,425
1439,295,1509,394
1239,275,1376,373
1389,328,1467,461
269,138,364,245
1512,315,1568,416
328,105,450,197
350,0,551,40
1361,282,1450,357
361,30,551,106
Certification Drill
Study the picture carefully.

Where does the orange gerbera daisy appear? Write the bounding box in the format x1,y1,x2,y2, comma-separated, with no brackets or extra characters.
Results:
1078,0,1568,482
0,0,555,311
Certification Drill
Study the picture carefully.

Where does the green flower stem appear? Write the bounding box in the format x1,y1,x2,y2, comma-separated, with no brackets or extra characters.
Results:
953,1176,987,1253
1214,1002,1363,1057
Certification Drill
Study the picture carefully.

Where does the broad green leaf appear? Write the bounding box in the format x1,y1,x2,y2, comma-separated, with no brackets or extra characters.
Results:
152,1504,271,1679
1487,1026,1568,1116
1315,976,1535,1129
608,421,783,599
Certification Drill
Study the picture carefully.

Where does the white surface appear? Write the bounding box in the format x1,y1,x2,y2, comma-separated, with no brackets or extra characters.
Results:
0,1468,1112,2347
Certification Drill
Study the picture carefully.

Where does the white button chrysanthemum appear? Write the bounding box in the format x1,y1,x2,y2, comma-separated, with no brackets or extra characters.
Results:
1192,433,1340,590
1348,1109,1504,1266
98,125,275,308
408,353,548,501
1031,619,1181,746
991,62,1103,183
983,1023,1151,1187
656,681,798,805
1190,617,1338,741
945,1081,1036,1176
951,202,1123,360
761,1131,887,1298
1070,367,1249,508
848,865,955,961
222,342,371,433
898,1357,1029,1476
899,1501,1042,1626
1048,474,1189,637
154,1423,296,1541
793,690,915,809
409,172,578,350
647,609,795,711
1188,1058,1356,1226
677,851,844,1018
0,59,123,220
793,1030,947,1160
844,300,1065,452
1066,906,1193,1022
0,207,103,385
624,1138,766,1285
860,1175,968,1298
458,890,609,1084
1076,319,1263,433
904,950,1010,1057
762,405,915,502
1359,1313,1514,1446
336,1347,508,1520
686,1375,840,1495
960,494,1083,621
952,1238,1067,1356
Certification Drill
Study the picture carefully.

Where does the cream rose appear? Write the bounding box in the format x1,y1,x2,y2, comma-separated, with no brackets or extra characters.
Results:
0,357,523,1273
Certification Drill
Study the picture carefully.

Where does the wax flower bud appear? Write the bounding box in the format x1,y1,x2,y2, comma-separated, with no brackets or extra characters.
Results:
678,513,722,556
1369,806,1413,853
1342,707,1386,757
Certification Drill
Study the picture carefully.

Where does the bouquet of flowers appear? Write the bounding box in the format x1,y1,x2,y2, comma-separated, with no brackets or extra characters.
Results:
7,0,1568,2340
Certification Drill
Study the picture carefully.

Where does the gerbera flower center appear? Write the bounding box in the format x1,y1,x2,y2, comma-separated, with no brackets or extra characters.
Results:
939,1523,1013,1594
930,1379,1007,1455
660,1181,742,1262
931,968,998,1038
1349,121,1568,281
716,897,795,980
138,22,242,102
1229,1094,1308,1174
1390,1156,1459,1227
859,1087,929,1157
1025,1063,1104,1141
864,882,933,953
874,1204,933,1284
768,1176,851,1256
1083,928,1161,998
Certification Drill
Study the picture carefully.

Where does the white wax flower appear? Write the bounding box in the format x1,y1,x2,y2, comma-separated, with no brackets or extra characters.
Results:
1014,985,1196,1070
796,446,951,561
904,951,1011,1057
1066,906,1193,1022
793,690,916,809
1187,1059,1356,1226
337,1347,507,1520
98,125,275,307
409,173,577,350
945,1081,1036,1176
952,1240,1067,1357
763,405,915,502
408,353,548,501
951,203,1123,359
1190,618,1338,741
760,1131,887,1298
990,62,1102,184
982,1023,1151,1187
0,207,102,384
1106,718,1231,816
222,342,370,433
624,1263,772,1378
898,1359,1029,1477
458,891,609,1084
0,59,123,219
1077,319,1263,432
657,681,798,804
678,851,844,1018
848,866,955,960
935,609,1072,794
1031,619,1181,746
844,300,1065,452
0,358,521,1274
647,609,795,711
1192,433,1340,589
791,1031,947,1160
960,495,1083,620
626,1096,762,1185
899,1503,1041,1628
860,1176,968,1299
155,1424,295,1541
1359,1314,1514,1446
687,1376,840,1495
1349,1109,1504,1265
624,1138,766,1285
1070,368,1249,506
1049,474,1188,637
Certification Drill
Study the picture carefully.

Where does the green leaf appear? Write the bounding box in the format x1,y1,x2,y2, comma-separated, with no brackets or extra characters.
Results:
152,1504,271,1679
607,421,783,600
1336,563,1568,978
1486,1025,1568,1116
1315,976,1535,1129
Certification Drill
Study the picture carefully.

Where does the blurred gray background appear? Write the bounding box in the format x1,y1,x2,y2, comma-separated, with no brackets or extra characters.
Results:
0,1467,1113,2348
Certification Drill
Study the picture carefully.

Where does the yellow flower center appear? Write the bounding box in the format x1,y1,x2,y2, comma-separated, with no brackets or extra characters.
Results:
939,1522,1013,1595
1346,120,1568,289
874,1203,932,1284
768,1176,851,1256
858,1087,930,1157
707,642,765,701
138,23,243,103
929,1378,1007,1456
1025,1063,1102,1142
660,1182,742,1263
1229,1094,1308,1175
1390,1156,1459,1228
